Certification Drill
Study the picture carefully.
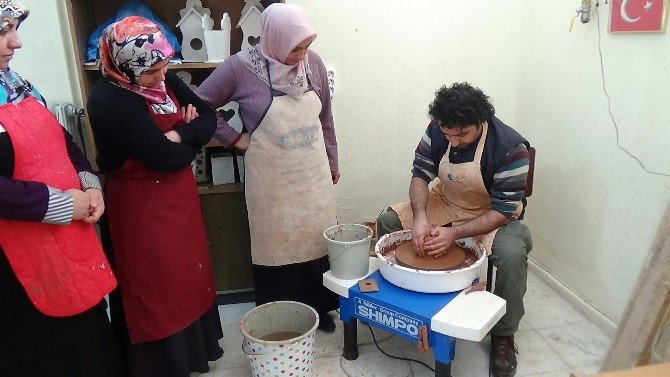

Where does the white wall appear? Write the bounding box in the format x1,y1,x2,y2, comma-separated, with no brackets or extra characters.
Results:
25,0,669,323
515,2,670,322
12,0,80,105
293,0,670,323
290,0,526,224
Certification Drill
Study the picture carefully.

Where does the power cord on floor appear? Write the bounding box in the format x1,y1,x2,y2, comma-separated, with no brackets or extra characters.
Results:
335,309,435,373
365,323,435,373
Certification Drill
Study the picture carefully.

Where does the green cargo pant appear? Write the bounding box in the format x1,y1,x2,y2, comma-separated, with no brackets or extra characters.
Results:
376,209,533,336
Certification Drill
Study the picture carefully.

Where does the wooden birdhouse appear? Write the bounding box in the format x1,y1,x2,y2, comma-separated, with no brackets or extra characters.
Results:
238,0,263,51
204,13,231,62
176,0,211,62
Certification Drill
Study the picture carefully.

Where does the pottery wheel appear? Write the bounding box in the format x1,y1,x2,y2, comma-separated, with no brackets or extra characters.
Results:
394,241,466,271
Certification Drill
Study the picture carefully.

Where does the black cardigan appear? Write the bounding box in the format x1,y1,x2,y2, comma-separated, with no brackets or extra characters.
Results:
86,71,216,173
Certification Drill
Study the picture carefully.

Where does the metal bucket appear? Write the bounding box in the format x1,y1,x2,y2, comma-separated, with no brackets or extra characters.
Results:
323,224,372,280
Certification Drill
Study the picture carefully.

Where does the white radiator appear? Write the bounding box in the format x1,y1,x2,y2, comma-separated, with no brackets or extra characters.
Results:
50,102,86,153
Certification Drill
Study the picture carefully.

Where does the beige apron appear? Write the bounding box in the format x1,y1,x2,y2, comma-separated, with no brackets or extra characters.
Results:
392,121,499,255
244,90,337,265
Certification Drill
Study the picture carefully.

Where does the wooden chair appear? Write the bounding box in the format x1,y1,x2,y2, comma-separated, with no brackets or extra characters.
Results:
485,146,536,292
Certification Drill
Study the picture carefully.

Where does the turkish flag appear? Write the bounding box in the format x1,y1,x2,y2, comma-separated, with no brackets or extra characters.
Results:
610,0,668,32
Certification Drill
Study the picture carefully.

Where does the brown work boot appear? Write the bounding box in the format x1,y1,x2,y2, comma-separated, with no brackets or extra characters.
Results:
490,335,518,376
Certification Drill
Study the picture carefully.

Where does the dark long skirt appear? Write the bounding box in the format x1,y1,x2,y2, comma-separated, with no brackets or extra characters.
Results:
109,288,223,377
0,248,125,377
100,214,224,377
252,255,339,316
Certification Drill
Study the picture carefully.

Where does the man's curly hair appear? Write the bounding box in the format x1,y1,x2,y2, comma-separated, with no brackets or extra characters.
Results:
428,82,495,129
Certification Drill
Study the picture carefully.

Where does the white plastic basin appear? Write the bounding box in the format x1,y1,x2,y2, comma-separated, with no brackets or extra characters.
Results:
375,230,486,293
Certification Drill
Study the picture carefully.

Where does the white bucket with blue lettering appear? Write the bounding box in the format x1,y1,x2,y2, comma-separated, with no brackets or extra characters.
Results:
240,301,319,377
323,224,372,280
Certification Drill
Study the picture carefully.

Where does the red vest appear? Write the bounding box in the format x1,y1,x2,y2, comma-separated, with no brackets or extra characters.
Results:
0,97,116,317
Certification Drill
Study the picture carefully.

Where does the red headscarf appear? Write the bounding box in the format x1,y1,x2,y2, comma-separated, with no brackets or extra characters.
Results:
98,16,177,114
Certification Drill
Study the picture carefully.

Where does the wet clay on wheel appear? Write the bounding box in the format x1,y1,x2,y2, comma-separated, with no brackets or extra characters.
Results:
394,240,478,271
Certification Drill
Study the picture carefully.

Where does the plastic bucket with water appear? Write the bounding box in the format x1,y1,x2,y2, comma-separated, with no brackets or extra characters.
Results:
323,224,372,280
240,301,318,377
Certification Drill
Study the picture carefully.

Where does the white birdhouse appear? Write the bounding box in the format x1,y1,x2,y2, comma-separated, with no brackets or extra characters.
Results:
177,0,211,62
217,101,243,134
241,0,264,15
175,71,198,91
237,6,262,52
204,13,231,62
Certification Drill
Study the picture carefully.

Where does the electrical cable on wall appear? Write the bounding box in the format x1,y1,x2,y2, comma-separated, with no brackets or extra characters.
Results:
594,1,670,177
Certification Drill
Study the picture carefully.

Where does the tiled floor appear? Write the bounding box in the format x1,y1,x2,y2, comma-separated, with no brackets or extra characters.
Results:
193,271,611,377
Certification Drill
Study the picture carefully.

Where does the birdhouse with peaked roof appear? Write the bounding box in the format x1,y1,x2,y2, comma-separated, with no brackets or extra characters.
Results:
241,0,264,16
237,3,263,52
176,0,211,62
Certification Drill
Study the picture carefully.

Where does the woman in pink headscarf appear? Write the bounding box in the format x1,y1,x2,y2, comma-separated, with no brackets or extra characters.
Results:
198,3,340,332
87,16,222,376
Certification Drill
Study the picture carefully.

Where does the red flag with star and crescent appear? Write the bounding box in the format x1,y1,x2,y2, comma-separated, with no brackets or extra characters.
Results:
610,0,669,32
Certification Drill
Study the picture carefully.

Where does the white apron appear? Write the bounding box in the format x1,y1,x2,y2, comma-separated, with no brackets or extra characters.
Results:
392,122,500,255
244,90,337,265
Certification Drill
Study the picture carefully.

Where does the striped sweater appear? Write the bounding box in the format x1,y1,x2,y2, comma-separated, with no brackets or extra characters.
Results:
412,117,530,219
0,88,101,225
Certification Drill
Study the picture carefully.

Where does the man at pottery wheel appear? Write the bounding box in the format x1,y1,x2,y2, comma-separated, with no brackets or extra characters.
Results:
376,82,533,377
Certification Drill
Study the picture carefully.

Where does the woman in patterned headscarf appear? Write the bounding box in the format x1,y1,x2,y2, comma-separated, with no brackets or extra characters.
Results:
87,16,222,377
0,1,124,376
197,3,340,333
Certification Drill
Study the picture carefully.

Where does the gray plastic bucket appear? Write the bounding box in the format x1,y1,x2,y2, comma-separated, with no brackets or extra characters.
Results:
240,301,319,377
323,224,372,280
